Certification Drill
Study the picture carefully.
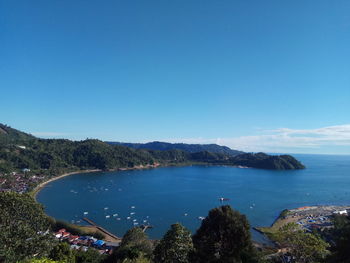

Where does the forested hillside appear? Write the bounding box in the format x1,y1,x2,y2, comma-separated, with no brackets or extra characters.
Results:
0,124,305,179
107,141,244,156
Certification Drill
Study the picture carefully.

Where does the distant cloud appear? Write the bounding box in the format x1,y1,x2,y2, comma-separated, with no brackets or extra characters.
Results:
166,124,350,154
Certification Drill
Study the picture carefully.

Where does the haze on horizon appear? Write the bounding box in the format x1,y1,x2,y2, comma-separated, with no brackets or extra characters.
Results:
1,1,349,155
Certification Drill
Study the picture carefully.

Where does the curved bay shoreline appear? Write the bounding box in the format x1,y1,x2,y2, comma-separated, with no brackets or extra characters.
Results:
31,169,102,199
34,163,344,245
31,164,164,241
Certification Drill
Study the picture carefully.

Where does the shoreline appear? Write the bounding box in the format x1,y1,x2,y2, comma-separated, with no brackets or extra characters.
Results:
31,163,162,199
31,169,102,199
31,164,163,241
255,205,350,240
31,161,257,199
31,163,287,243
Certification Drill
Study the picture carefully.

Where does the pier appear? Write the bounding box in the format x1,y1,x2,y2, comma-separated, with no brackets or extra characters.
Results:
82,217,121,241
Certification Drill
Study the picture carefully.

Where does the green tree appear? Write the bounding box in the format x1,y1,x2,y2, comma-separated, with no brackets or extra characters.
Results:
274,223,329,263
74,248,105,263
22,258,63,263
0,192,55,262
154,223,193,263
327,215,350,263
120,255,151,263
192,205,258,263
49,242,74,262
109,228,153,262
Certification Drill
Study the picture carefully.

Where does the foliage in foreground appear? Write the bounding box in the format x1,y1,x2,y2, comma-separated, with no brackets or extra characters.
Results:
192,205,259,263
153,223,193,263
108,228,153,262
273,223,329,263
326,215,350,263
0,192,55,262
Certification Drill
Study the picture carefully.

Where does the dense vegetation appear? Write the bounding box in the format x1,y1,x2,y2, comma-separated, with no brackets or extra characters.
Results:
326,214,350,263
107,141,244,156
0,124,305,180
153,223,193,263
0,192,54,262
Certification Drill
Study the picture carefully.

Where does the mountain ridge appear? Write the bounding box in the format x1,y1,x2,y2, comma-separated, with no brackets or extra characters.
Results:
106,141,244,156
0,123,305,180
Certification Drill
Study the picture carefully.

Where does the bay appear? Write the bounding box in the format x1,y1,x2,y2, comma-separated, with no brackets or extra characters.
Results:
37,154,350,243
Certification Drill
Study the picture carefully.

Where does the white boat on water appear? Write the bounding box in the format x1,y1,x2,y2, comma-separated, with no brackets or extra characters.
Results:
83,212,88,215
106,215,110,218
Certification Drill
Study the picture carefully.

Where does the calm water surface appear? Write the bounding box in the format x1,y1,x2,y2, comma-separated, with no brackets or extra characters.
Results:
37,154,350,243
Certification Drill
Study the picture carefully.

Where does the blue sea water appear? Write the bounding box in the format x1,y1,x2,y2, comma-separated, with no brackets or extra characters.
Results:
37,154,350,243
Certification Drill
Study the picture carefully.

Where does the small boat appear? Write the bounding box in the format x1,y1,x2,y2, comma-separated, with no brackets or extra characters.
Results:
83,212,88,215
184,213,188,216
198,216,205,220
127,217,131,220
106,215,110,219
130,212,135,215
131,206,135,209
116,218,121,221
104,207,109,210
219,197,230,202
133,219,137,222
113,214,118,217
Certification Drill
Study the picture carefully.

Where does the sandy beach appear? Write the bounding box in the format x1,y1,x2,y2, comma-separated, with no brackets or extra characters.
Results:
31,169,101,199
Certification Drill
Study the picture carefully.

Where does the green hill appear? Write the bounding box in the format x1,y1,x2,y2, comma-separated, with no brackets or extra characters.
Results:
0,123,305,180
107,141,244,156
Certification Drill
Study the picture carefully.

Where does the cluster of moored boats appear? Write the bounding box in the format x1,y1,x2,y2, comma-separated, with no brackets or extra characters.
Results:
79,197,232,228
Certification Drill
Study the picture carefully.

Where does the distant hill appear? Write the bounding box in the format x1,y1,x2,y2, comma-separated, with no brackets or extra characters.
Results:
106,141,244,156
0,123,35,145
0,123,305,180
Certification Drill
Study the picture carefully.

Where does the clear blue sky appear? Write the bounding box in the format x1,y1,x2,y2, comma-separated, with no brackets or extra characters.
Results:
1,0,349,154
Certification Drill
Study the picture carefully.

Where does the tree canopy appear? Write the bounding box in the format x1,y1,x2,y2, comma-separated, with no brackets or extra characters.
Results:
0,192,55,262
192,205,258,263
274,223,329,263
109,228,153,262
153,223,193,263
327,215,350,263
